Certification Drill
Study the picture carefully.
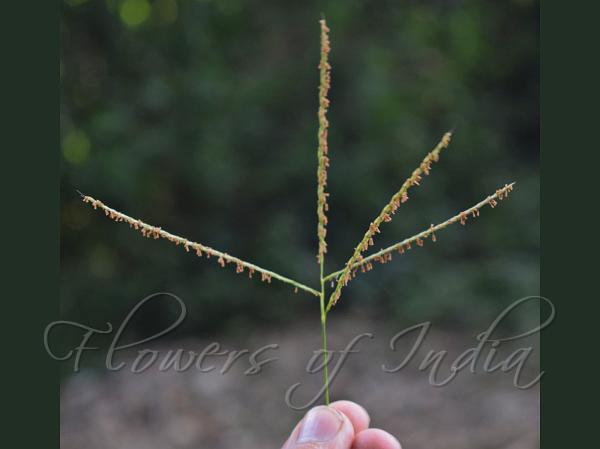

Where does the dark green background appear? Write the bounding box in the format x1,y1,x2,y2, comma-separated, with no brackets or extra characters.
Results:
3,1,59,448
60,0,538,343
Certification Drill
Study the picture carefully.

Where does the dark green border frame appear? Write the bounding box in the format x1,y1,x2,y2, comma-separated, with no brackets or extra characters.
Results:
1,1,59,448
540,2,598,448
4,1,599,448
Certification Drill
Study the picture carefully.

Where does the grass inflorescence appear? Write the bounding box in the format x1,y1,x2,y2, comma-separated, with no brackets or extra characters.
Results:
80,18,515,406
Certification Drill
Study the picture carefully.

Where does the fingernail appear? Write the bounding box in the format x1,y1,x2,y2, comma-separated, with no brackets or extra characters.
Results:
297,406,343,443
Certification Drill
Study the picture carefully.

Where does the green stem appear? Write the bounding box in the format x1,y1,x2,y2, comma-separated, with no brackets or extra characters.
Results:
319,259,330,405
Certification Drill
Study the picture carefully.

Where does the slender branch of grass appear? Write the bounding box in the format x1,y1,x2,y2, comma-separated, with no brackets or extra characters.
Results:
81,194,321,297
326,131,452,311
323,182,515,283
317,18,332,405
316,18,331,264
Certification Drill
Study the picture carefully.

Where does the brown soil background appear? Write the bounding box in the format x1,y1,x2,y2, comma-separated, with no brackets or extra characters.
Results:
61,313,539,449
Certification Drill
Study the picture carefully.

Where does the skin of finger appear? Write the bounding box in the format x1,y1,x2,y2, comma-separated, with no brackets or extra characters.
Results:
351,428,402,449
281,421,301,449
281,407,356,449
330,401,370,433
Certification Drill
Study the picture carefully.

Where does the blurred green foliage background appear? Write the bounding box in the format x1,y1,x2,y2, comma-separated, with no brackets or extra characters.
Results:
60,0,539,340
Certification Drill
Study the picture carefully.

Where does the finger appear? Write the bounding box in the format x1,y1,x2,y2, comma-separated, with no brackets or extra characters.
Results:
330,401,370,433
282,405,355,449
352,428,402,449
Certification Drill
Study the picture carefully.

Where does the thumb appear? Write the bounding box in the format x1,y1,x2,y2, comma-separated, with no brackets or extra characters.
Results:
282,406,355,449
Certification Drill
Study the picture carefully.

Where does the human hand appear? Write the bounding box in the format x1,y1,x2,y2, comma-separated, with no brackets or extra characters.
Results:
281,401,401,449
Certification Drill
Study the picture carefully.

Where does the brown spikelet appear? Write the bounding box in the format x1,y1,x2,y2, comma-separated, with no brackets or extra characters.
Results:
430,225,437,242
